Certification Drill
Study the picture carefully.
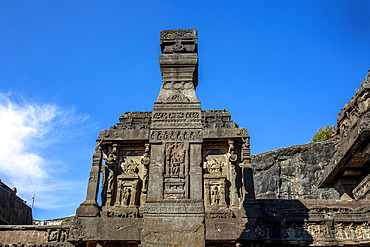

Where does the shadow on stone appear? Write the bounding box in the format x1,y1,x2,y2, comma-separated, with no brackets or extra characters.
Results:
239,199,313,247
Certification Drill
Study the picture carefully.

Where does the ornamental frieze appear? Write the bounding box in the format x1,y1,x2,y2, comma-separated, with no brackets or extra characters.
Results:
150,130,202,141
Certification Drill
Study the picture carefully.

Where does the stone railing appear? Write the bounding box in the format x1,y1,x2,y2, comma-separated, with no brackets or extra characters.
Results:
353,174,370,199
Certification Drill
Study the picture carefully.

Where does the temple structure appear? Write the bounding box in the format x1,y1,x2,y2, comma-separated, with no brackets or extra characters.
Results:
319,72,370,200
0,29,369,247
71,29,252,246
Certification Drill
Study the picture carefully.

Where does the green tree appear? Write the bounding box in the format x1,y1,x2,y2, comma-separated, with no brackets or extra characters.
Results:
312,125,335,142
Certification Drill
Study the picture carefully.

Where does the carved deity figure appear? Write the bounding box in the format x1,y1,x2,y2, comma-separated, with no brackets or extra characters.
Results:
335,223,345,240
121,187,131,206
210,185,220,205
228,140,238,163
104,152,116,166
107,167,114,191
102,165,114,193
102,151,116,205
120,158,139,175
166,143,186,176
141,144,150,193
205,159,222,174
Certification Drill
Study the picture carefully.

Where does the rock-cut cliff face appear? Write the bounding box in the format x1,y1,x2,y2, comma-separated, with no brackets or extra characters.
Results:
252,141,340,200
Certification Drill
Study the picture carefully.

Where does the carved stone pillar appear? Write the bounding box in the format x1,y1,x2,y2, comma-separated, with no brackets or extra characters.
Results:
146,143,164,201
241,137,255,199
76,148,102,217
142,29,205,247
189,143,203,200
228,140,239,206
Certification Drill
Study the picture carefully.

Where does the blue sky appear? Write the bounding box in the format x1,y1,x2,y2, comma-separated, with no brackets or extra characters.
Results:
0,1,369,220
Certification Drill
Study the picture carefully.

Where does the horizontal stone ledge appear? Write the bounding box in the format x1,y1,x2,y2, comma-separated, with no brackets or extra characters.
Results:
0,225,70,230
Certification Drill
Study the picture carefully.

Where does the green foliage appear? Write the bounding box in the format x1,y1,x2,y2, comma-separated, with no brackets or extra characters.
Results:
312,125,335,142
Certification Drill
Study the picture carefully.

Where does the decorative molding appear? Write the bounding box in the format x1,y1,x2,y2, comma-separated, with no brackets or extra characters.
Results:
150,130,202,141
353,174,370,199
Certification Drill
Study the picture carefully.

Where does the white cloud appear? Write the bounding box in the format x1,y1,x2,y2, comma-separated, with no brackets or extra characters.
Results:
0,92,90,211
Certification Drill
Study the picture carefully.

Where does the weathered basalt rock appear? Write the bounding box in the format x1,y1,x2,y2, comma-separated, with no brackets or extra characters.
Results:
252,141,340,200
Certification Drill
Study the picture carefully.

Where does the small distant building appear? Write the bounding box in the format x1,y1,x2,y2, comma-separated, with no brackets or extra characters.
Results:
0,180,32,225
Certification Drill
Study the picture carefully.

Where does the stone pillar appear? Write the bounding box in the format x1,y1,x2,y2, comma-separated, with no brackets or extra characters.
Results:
141,29,205,247
204,179,210,206
130,182,137,207
228,140,239,206
334,178,357,200
189,143,203,201
220,177,227,206
242,137,255,200
146,143,164,201
76,148,102,217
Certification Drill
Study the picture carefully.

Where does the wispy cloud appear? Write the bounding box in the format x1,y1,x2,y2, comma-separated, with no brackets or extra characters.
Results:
0,92,91,212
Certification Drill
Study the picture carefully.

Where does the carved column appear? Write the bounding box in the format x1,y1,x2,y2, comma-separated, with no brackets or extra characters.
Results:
242,137,255,199
189,143,203,200
76,147,102,217
146,143,164,201
130,181,137,207
204,179,210,206
142,29,205,247
228,140,239,206
220,178,226,206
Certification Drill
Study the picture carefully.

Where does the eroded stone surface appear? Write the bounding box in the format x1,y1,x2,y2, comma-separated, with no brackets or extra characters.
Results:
252,141,340,200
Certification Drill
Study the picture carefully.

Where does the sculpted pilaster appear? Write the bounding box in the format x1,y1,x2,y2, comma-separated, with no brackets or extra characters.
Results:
112,154,142,209
228,140,239,206
102,149,117,207
141,29,205,247
241,136,255,199
76,142,102,217
203,157,227,208
140,144,150,203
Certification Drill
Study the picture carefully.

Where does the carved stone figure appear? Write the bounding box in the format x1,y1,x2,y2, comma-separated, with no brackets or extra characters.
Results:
210,185,220,205
107,167,114,192
228,140,238,163
100,166,114,207
205,159,222,174
121,187,131,206
104,152,116,166
120,158,139,175
101,153,115,206
141,144,150,193
165,143,186,177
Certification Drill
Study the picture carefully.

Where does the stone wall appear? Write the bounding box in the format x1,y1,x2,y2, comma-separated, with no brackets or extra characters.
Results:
0,180,32,225
0,225,71,246
33,216,73,227
252,141,340,200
